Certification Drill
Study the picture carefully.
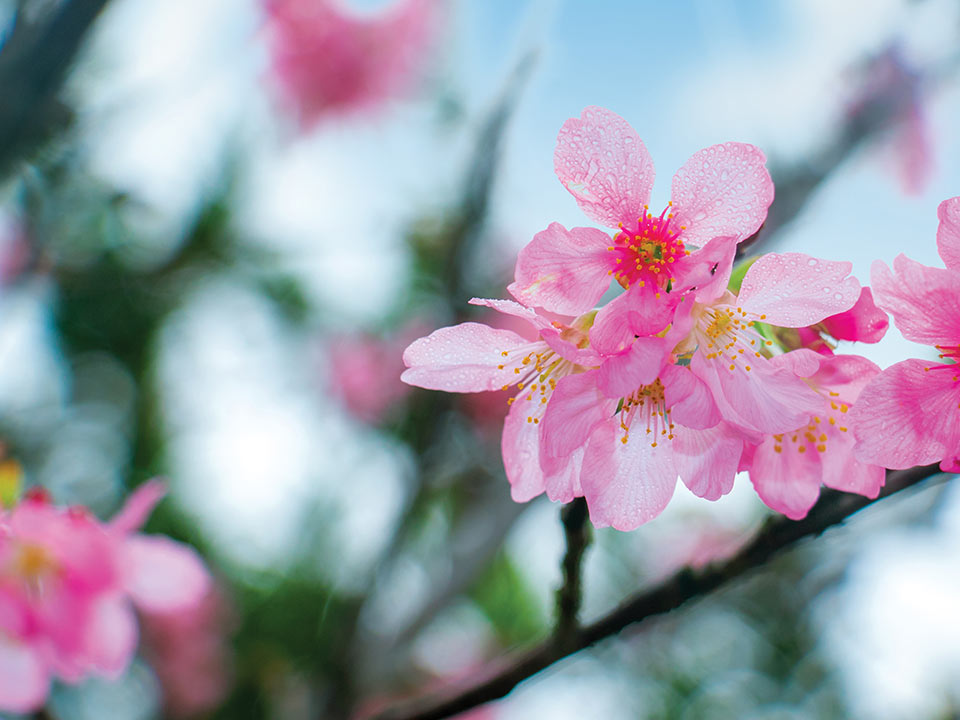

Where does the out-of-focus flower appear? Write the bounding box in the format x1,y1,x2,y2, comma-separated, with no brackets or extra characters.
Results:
852,196,960,472
140,585,233,718
327,322,431,424
0,480,211,713
848,46,933,195
263,0,436,129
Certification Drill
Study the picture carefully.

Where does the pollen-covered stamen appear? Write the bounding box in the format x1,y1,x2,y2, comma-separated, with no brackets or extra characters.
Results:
607,203,688,294
935,344,960,363
689,303,773,372
617,379,675,448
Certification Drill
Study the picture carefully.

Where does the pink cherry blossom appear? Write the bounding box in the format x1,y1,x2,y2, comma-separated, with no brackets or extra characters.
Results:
539,358,744,530
326,323,432,424
140,585,233,718
509,106,774,337
676,253,861,436
744,350,886,520
401,298,599,503
0,482,210,713
263,0,435,129
852,196,960,471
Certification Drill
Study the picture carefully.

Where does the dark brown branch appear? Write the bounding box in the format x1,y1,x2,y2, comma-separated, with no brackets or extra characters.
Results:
371,463,944,720
554,497,590,646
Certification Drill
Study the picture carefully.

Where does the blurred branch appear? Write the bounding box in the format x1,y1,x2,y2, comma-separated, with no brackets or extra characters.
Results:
0,0,112,175
738,50,960,258
553,497,589,647
371,463,945,720
325,52,539,720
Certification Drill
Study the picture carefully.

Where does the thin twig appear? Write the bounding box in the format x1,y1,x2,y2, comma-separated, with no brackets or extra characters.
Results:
370,463,944,720
554,497,590,647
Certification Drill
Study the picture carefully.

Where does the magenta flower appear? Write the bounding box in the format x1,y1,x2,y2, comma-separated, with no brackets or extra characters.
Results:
744,350,886,519
264,0,435,129
401,298,600,503
852,196,960,471
509,106,774,339
0,482,210,713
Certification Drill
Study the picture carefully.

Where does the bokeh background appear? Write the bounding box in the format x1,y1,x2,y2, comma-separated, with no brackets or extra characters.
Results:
2,0,960,718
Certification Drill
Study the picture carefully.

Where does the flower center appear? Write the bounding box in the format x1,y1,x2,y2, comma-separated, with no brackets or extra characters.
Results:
772,394,849,456
608,204,688,292
8,542,60,597
683,302,773,372
618,379,674,447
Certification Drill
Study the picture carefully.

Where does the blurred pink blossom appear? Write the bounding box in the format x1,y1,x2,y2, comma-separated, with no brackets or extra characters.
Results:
0,482,211,713
140,585,233,718
848,47,934,195
327,323,430,423
264,0,436,128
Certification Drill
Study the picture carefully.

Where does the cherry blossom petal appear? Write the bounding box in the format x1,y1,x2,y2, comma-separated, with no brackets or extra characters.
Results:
543,447,584,504
540,372,612,462
936,196,960,272
820,426,885,498
596,337,669,398
590,285,676,355
670,142,773,249
109,479,166,535
554,106,655,228
507,223,614,316
581,419,677,530
673,423,742,500
672,235,738,303
851,358,960,469
738,253,860,327
401,323,532,391
821,287,889,344
691,352,821,435
124,536,211,614
502,390,546,502
806,353,881,402
749,437,823,520
871,256,960,345
661,364,721,430
83,595,138,677
0,637,48,713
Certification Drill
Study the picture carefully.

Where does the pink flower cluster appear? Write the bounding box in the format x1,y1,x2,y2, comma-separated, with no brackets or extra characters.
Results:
402,106,900,529
264,0,436,129
0,481,210,713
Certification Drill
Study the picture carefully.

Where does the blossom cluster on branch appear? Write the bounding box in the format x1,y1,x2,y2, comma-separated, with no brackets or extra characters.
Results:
402,105,955,530
0,475,210,713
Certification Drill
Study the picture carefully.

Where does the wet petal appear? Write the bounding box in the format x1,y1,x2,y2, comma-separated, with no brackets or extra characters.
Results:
554,106,655,228
670,142,773,249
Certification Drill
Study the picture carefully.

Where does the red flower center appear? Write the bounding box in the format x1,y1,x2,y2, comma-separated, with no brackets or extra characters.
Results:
608,205,689,292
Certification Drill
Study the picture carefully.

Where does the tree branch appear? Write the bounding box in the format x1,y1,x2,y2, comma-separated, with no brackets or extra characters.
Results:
370,463,945,720
0,0,113,175
554,497,589,646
